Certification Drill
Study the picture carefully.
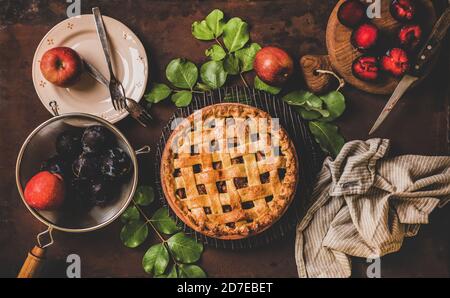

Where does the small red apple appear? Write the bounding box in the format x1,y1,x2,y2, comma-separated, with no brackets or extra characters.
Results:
253,46,294,86
40,47,83,88
24,171,65,210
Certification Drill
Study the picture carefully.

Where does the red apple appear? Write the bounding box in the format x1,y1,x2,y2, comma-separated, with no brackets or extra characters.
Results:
24,171,65,210
40,47,83,88
253,46,294,86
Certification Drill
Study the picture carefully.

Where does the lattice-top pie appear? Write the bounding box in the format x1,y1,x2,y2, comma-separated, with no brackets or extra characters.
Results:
161,104,298,239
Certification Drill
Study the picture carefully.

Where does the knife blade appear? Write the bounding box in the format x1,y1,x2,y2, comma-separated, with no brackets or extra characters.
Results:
368,7,450,135
368,75,418,135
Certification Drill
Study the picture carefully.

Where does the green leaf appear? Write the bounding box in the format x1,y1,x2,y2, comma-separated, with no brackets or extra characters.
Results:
205,9,225,38
167,232,203,263
223,53,240,75
151,207,182,235
195,82,212,91
166,58,198,89
142,243,169,276
283,90,317,106
320,91,346,122
306,94,323,109
254,76,281,95
235,43,261,72
145,83,171,103
200,60,228,89
303,105,330,117
178,264,207,278
309,121,345,158
205,44,226,61
296,107,322,120
167,265,178,278
120,220,148,248
223,17,249,53
192,20,214,40
134,185,154,206
171,91,193,107
121,205,140,223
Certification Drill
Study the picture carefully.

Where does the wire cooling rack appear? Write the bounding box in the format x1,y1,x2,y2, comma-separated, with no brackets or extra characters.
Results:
154,86,325,249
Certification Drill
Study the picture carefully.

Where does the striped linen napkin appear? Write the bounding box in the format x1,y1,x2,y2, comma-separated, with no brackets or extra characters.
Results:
295,138,450,278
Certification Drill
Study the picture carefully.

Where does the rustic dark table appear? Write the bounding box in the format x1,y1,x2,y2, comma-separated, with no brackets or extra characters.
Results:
0,0,449,278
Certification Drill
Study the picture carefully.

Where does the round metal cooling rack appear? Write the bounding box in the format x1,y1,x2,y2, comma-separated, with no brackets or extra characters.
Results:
154,86,324,249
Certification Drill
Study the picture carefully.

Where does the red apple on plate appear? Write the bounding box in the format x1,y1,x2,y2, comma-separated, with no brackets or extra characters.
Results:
40,47,84,88
254,46,294,86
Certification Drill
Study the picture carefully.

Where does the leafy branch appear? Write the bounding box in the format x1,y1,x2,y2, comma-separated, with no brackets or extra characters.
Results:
146,9,261,107
282,90,346,157
120,186,206,278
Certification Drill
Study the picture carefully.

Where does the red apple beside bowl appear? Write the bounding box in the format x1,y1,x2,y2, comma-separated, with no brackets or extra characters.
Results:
40,47,84,88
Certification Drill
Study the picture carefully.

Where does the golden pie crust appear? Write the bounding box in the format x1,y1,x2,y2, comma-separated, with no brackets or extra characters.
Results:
161,103,298,239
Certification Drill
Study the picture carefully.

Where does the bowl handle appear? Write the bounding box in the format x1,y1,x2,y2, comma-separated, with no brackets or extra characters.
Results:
17,227,53,278
135,145,151,156
17,246,47,278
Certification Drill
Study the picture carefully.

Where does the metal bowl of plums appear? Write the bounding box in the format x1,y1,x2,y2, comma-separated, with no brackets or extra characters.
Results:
15,113,150,277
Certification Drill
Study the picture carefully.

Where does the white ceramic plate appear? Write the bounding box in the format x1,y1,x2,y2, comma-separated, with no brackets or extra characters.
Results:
32,15,148,123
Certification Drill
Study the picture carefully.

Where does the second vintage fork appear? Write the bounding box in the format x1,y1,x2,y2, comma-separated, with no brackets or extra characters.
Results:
83,60,152,127
92,7,126,112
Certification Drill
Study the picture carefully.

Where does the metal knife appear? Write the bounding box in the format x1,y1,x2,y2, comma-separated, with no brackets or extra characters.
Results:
369,7,450,135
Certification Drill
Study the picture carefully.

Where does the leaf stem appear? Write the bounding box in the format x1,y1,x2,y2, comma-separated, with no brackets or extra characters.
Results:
132,201,181,266
173,89,204,95
215,37,226,52
133,200,166,243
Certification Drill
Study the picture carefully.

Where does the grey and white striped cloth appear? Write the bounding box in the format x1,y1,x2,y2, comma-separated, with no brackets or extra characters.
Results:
295,139,450,278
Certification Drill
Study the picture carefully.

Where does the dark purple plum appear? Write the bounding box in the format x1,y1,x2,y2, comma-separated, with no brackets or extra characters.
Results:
56,130,82,157
68,177,92,207
88,179,115,205
81,125,114,153
72,152,100,179
41,155,70,177
100,147,132,179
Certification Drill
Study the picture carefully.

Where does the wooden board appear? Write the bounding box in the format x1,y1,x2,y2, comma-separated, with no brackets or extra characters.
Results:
326,0,436,95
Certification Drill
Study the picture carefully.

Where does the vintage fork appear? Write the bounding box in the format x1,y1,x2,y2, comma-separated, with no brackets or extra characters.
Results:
92,7,126,112
83,60,152,127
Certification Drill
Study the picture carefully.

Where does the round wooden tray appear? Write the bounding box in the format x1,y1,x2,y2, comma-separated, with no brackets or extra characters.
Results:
325,0,436,95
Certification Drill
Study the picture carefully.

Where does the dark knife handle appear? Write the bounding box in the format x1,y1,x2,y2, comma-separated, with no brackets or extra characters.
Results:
411,7,450,76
